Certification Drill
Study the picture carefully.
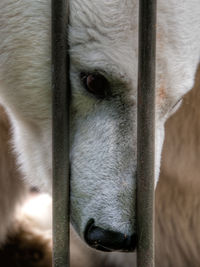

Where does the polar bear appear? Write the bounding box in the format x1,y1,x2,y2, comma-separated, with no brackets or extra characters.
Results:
0,0,200,263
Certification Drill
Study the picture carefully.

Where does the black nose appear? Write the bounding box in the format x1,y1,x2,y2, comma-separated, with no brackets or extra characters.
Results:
84,219,137,252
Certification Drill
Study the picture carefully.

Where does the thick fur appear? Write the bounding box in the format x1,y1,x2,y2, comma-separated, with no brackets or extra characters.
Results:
1,70,200,266
0,106,26,244
0,108,52,266
0,0,200,266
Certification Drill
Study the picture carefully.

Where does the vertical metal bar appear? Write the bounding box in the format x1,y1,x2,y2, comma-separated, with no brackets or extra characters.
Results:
52,0,70,266
136,0,156,266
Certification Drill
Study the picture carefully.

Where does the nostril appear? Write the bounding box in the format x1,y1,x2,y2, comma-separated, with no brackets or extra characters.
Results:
84,219,137,252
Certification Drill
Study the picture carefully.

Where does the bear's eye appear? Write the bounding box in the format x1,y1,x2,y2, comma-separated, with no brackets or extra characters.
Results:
80,72,110,99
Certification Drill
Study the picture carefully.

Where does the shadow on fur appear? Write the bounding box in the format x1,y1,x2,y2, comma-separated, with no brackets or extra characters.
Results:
0,226,52,267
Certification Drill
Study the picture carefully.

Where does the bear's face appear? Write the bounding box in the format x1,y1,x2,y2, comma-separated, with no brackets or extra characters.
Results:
70,69,138,238
68,0,184,242
1,0,197,251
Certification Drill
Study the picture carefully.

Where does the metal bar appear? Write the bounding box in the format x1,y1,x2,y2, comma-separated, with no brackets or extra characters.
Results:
136,0,157,266
52,0,70,266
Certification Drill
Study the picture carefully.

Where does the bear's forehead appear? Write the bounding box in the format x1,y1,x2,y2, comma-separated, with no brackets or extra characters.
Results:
69,0,139,95
69,0,138,47
69,0,179,116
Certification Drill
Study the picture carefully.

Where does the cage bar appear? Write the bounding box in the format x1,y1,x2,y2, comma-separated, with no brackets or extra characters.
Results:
52,0,70,266
136,0,157,266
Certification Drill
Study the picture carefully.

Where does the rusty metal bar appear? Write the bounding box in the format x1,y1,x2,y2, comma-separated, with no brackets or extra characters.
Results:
52,0,70,266
136,0,157,266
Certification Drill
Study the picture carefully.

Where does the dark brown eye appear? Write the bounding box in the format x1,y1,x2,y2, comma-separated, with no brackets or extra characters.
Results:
80,72,110,99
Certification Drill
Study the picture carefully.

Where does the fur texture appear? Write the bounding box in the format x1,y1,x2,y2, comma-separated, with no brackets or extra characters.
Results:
0,106,26,244
0,67,200,265
0,0,200,266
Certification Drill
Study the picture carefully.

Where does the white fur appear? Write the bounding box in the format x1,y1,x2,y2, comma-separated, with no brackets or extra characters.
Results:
0,0,200,265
